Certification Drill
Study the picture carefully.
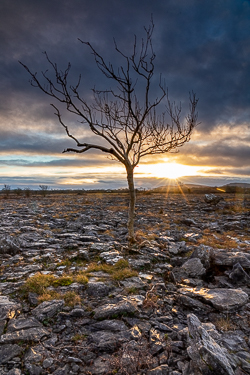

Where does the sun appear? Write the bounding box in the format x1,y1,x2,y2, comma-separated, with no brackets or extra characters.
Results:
138,162,200,179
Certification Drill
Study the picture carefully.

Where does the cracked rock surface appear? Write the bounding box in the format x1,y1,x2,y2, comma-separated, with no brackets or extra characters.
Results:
0,192,249,374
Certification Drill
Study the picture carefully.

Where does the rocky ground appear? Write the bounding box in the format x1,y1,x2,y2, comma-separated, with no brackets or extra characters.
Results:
0,192,250,375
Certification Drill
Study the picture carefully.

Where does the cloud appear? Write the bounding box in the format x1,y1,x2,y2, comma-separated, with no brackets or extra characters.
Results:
0,0,249,188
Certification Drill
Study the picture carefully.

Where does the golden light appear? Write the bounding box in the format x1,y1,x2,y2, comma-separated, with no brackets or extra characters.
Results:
138,162,201,179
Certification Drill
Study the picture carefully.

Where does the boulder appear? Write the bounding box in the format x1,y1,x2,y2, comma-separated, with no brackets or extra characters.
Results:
187,313,234,375
93,297,138,320
0,344,22,364
0,296,21,321
228,262,250,285
32,299,64,322
180,258,206,277
179,287,248,312
204,194,223,205
212,250,250,269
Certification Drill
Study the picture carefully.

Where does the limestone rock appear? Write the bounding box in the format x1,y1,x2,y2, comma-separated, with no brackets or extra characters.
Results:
93,298,138,320
179,287,248,311
32,299,65,321
147,364,169,374
180,258,206,277
87,281,112,297
0,296,21,321
212,250,250,269
0,327,50,344
0,344,22,364
187,313,234,375
228,262,250,285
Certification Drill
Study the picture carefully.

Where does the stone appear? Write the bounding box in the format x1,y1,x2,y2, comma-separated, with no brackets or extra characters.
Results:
149,328,165,355
88,330,129,352
87,281,111,297
228,262,250,285
89,355,112,375
147,364,169,375
6,369,22,375
187,313,234,375
0,344,22,364
190,245,211,268
0,320,6,335
43,357,54,368
204,194,223,205
179,287,248,311
178,294,214,313
180,258,206,277
219,332,249,352
120,276,146,289
0,296,21,320
0,327,50,344
90,319,127,332
32,299,65,321
93,298,138,320
7,317,42,332
99,250,123,265
212,250,250,269
24,345,50,363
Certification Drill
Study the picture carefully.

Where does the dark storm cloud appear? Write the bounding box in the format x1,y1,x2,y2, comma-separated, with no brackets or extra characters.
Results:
178,141,250,168
0,0,249,187
1,0,250,125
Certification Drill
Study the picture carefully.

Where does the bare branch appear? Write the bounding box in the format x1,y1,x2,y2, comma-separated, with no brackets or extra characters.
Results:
20,19,199,241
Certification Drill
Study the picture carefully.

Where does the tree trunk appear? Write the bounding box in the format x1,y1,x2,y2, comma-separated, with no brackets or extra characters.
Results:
126,166,136,242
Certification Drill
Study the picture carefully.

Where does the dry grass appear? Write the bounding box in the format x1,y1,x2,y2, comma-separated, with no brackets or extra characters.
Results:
38,290,81,307
214,317,237,332
86,259,138,281
135,229,158,243
195,230,244,249
20,259,138,305
107,205,128,212
71,333,87,342
75,273,88,284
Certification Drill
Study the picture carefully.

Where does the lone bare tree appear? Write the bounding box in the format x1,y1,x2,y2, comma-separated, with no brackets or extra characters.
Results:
20,21,199,242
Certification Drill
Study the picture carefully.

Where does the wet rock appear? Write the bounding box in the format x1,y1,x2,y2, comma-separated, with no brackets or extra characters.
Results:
179,287,248,311
187,313,234,375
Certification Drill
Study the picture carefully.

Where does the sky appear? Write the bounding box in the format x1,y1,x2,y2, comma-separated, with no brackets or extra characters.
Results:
0,0,250,189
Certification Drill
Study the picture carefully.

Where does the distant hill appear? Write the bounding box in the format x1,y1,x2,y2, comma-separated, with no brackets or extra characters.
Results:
149,181,250,194
222,182,250,188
